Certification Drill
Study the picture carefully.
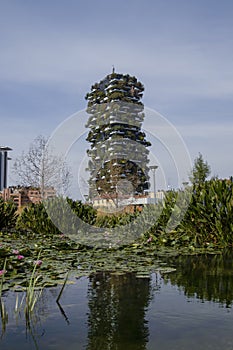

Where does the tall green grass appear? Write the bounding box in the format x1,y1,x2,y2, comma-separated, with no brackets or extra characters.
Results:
0,259,8,338
178,178,233,247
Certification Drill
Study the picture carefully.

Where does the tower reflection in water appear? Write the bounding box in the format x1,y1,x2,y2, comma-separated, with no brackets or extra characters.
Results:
86,272,156,350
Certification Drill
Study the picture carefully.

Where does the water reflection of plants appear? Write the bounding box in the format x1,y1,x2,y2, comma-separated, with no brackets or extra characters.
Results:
1,251,233,349
0,259,8,338
162,250,233,307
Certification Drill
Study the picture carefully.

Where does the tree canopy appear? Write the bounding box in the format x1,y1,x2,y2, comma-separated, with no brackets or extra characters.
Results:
190,153,211,184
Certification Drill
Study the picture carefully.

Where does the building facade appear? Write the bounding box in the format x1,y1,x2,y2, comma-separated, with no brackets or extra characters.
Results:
0,186,56,208
85,71,151,201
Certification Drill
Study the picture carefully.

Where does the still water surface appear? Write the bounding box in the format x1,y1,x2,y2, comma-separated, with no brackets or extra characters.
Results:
1,250,233,349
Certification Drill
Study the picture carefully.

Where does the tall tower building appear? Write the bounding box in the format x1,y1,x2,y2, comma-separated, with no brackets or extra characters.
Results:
0,146,12,191
85,71,151,202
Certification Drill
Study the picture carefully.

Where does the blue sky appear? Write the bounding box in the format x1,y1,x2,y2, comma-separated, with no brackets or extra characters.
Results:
1,0,233,196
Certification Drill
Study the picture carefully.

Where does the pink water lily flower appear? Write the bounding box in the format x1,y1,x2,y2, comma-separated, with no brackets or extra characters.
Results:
17,255,24,260
34,260,42,266
12,249,19,255
0,269,6,276
147,236,153,243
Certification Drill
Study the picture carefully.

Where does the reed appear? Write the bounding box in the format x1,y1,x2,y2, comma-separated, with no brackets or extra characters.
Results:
24,252,43,322
0,259,8,338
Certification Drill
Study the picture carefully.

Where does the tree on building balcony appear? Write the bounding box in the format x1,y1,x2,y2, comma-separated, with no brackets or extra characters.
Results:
85,71,151,206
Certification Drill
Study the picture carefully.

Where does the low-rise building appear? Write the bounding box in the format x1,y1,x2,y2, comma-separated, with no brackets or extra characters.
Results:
92,191,165,212
0,186,56,208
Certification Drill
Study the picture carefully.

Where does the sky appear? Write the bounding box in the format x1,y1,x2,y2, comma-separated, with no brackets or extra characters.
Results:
0,0,233,198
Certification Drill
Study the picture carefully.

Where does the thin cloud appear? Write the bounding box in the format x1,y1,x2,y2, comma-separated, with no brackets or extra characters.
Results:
1,0,233,190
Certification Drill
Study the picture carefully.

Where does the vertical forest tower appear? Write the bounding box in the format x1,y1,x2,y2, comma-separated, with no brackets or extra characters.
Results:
85,71,151,201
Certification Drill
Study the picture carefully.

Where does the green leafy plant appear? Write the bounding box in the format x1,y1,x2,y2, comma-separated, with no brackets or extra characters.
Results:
16,202,60,235
24,252,44,325
139,177,233,249
0,198,18,230
189,152,211,185
17,197,97,236
178,177,233,247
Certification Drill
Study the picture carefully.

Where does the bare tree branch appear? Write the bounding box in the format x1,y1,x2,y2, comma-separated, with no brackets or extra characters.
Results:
13,135,71,198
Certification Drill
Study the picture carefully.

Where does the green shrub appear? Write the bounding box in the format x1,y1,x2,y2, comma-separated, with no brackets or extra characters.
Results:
178,178,233,247
66,198,97,225
17,197,97,235
16,202,60,235
95,212,137,228
0,198,18,230
141,177,233,248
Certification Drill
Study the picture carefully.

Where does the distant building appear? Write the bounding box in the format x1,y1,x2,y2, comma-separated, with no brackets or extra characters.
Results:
92,191,165,212
0,146,12,191
0,186,56,208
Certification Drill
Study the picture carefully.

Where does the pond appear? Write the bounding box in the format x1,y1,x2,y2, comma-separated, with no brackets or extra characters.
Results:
0,250,233,350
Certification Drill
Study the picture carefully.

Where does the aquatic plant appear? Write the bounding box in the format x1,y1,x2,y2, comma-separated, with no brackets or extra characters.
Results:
0,259,8,338
24,252,44,321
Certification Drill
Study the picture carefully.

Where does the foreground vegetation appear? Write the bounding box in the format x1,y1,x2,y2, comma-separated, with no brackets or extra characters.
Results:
2,177,233,246
0,176,233,292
